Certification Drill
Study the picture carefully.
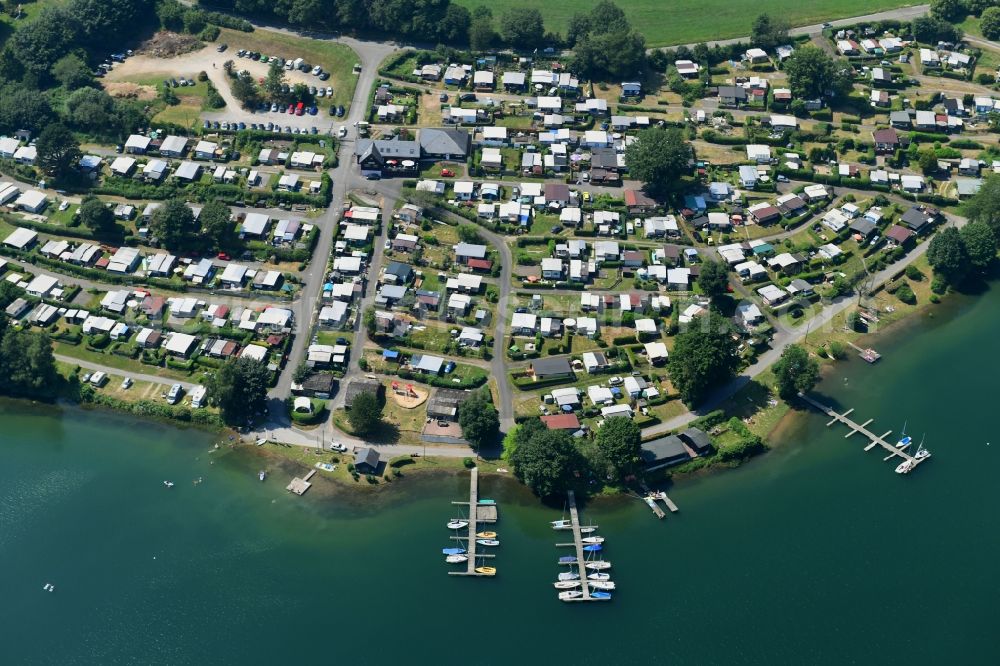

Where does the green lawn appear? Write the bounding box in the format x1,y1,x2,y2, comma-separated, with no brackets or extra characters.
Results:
453,0,919,47
218,27,359,111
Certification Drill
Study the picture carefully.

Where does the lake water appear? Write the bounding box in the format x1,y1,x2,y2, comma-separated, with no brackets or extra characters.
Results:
3,287,1000,665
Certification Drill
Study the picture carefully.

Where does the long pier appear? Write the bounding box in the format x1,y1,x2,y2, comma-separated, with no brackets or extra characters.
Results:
798,393,927,471
557,490,609,602
448,467,496,577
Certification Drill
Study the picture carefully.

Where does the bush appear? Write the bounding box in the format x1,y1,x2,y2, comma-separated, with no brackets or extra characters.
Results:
828,341,847,360
895,282,916,304
463,457,475,469
905,265,924,281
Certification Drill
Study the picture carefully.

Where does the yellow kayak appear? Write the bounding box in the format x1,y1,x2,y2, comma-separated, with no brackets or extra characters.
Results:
476,531,497,539
475,566,496,576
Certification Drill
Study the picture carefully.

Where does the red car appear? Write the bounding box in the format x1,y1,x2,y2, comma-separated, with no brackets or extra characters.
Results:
287,104,295,114
441,168,455,177
295,102,304,116
217,252,231,261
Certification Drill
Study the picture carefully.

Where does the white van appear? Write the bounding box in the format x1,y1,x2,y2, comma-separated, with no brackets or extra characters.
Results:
166,383,183,405
89,371,107,387
190,385,207,409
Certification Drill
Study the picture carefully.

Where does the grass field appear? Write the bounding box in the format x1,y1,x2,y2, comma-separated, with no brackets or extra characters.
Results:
452,0,920,47
218,27,359,111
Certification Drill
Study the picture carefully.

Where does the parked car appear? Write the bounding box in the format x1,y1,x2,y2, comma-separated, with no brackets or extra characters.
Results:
459,93,476,103
365,173,381,180
441,168,455,177
336,105,345,117
439,93,448,102
308,106,318,115
217,43,227,52
90,371,108,387
319,71,330,81
608,376,624,386
120,376,133,390
311,65,322,76
317,88,325,98
338,126,348,138
329,441,348,453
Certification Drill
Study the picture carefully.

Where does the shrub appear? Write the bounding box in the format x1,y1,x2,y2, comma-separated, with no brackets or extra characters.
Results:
895,282,916,304
905,265,924,281
463,457,475,469
828,341,847,360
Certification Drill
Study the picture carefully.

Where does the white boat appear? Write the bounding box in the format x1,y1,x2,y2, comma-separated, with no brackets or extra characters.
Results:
445,554,468,564
579,526,597,534
551,519,573,530
163,481,174,488
447,520,468,530
588,580,616,591
558,571,580,581
258,470,266,481
587,572,610,581
476,538,500,547
896,435,912,449
42,583,54,592
581,536,604,544
554,581,581,589
895,460,914,474
585,560,611,571
558,590,584,601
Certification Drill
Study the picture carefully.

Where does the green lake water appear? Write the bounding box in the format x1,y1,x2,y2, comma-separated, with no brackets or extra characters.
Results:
3,288,1000,665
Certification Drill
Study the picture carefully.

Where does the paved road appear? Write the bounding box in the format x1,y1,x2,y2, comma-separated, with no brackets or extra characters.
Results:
665,5,930,51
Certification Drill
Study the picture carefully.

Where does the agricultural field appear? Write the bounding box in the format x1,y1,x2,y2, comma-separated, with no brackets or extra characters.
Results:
452,0,918,47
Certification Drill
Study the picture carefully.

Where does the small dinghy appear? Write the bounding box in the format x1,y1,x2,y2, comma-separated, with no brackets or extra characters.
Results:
476,538,500,547
445,554,468,564
554,581,581,589
447,520,468,530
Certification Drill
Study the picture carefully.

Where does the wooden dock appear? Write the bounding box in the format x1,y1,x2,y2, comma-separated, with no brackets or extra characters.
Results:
847,341,881,363
559,490,609,602
799,393,928,471
286,469,316,495
448,467,496,577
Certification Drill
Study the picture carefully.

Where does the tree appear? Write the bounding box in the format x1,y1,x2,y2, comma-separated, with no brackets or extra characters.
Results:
77,195,119,236
286,0,323,25
0,326,58,398
668,311,740,406
968,0,1000,16
927,226,970,284
348,390,383,435
595,416,641,477
500,8,545,50
0,83,55,134
438,3,471,43
911,16,961,44
783,46,851,101
67,87,116,131
751,13,789,49
149,199,198,251
964,173,1000,235
468,14,498,52
198,200,238,253
230,71,260,108
35,123,81,179
772,344,819,400
930,0,966,21
9,5,79,77
960,220,997,270
697,260,729,299
623,127,692,197
263,60,286,101
51,53,93,90
458,389,499,449
572,28,646,79
983,7,1000,41
510,425,583,498
457,224,482,243
207,356,271,426
918,148,938,175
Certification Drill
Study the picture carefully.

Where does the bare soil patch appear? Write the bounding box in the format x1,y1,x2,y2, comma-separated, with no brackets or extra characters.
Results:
138,31,202,58
104,81,157,101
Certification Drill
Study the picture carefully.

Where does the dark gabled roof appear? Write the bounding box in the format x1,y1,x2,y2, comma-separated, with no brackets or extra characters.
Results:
385,261,414,279
900,207,930,231
717,85,747,100
872,128,899,144
355,446,380,469
532,356,574,377
544,182,570,201
302,373,337,393
345,379,381,407
419,128,471,157
355,138,420,160
662,244,681,258
886,224,915,242
541,413,581,430
679,427,712,453
850,218,877,235
625,188,656,208
641,435,691,466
